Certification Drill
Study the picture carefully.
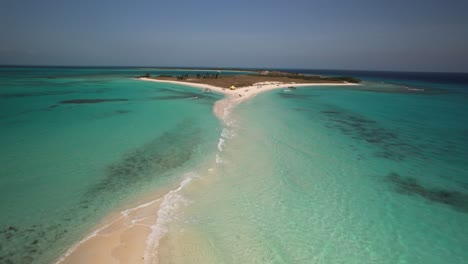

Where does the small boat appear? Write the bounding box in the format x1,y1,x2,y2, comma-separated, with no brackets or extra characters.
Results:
288,86,297,89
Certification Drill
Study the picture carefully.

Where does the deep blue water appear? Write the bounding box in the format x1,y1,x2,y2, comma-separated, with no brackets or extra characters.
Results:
284,69,468,84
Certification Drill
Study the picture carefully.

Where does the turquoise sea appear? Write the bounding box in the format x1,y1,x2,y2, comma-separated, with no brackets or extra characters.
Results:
1,67,467,263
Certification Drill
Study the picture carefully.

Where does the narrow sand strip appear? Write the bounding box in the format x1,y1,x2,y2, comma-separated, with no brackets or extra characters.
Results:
138,77,357,120
138,77,357,99
56,78,358,264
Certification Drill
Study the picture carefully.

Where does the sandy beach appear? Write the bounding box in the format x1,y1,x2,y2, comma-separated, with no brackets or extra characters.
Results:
139,77,357,98
55,77,358,264
3,0,466,262
139,77,357,119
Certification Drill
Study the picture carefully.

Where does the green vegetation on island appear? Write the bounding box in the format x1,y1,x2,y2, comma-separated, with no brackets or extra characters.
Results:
255,71,361,83
140,69,361,86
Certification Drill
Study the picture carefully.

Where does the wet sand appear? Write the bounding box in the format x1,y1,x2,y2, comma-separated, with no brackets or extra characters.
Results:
139,77,357,119
55,78,358,264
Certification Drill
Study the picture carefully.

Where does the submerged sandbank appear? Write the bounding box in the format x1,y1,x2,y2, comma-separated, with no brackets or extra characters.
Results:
139,77,357,119
56,78,358,264
139,77,357,100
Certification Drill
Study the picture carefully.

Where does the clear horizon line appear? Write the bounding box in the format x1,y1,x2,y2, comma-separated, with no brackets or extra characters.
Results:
0,64,467,74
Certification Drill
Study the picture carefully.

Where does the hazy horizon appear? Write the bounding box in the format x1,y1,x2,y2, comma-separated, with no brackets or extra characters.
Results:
2,64,468,74
1,0,467,72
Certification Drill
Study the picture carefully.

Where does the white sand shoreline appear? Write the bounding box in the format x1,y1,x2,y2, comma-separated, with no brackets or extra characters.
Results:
138,77,357,99
137,68,254,73
56,77,358,264
138,77,357,119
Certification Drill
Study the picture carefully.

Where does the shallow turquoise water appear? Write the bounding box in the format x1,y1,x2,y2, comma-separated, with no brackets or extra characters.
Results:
0,68,236,263
248,85,468,263
1,68,467,263
171,79,468,263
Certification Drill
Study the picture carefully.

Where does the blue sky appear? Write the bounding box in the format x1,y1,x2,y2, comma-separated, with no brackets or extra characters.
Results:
1,0,467,72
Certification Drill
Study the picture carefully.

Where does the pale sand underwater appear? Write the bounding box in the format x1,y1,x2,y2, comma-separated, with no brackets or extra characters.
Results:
56,79,358,264
140,77,357,119
55,75,468,264
3,68,467,264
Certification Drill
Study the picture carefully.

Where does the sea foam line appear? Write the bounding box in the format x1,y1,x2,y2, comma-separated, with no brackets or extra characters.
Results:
217,138,225,151
221,128,235,139
57,88,240,263
213,96,240,164
55,197,162,264
215,153,223,164
143,173,198,264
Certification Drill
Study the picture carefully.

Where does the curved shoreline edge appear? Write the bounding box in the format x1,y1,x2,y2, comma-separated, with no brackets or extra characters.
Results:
55,77,358,264
138,77,358,119
138,77,358,99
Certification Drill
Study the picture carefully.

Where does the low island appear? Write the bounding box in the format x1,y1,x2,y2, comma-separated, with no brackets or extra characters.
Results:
138,70,361,120
140,70,359,93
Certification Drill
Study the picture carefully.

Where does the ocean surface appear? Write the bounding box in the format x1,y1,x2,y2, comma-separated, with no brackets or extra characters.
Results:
0,67,241,263
1,67,467,263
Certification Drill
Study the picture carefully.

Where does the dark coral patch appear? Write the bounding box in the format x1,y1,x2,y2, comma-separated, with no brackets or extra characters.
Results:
59,99,128,104
149,87,220,103
321,109,421,161
320,110,341,114
0,223,71,264
0,91,76,99
386,173,468,213
114,110,131,114
83,120,201,198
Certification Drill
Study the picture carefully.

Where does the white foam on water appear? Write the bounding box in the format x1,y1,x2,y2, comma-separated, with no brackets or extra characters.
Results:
223,102,232,119
55,219,117,263
215,153,223,164
57,94,241,264
222,97,239,121
57,171,198,264
143,173,198,264
55,197,162,264
217,137,225,151
214,98,240,165
121,198,162,217
221,128,235,139
225,117,235,127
